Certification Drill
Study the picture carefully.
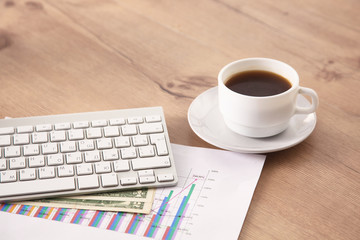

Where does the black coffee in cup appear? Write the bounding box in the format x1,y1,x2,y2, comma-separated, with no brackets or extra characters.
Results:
225,70,292,97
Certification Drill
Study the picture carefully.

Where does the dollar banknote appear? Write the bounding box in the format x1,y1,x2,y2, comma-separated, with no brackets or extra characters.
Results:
14,188,155,214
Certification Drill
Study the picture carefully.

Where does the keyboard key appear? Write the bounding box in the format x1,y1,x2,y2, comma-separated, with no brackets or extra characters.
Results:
66,152,82,164
128,116,143,124
101,173,118,187
97,138,113,149
114,136,131,148
50,131,66,142
78,140,95,151
86,128,102,139
58,165,74,177
39,167,56,179
73,121,89,129
68,129,84,140
149,133,165,143
157,173,174,182
145,115,161,123
0,178,75,197
121,125,137,136
9,157,26,169
139,146,155,157
60,141,77,153
42,143,58,154
78,175,99,189
109,118,125,126
0,159,7,170
95,162,111,173
139,176,156,184
103,149,119,161
0,170,17,183
5,146,21,158
137,170,154,177
84,151,101,163
138,123,163,134
47,154,64,166
132,156,171,170
76,163,93,175
154,140,169,156
32,132,48,143
36,124,52,132
28,156,45,168
132,135,148,146
13,134,30,145
54,122,71,130
23,144,40,156
0,135,11,147
19,169,36,181
0,127,15,135
120,177,137,185
92,120,107,127
113,160,130,172
120,147,137,159
17,126,33,133
104,126,120,137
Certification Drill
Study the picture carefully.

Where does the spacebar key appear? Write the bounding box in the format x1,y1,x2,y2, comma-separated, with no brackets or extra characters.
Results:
0,178,76,198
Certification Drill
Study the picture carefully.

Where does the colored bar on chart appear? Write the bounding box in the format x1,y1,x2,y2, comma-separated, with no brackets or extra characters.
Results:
44,207,55,219
71,209,88,224
126,214,144,234
16,205,25,214
1,203,17,213
144,214,157,236
52,208,62,220
1,203,11,212
17,205,32,215
146,190,173,237
89,211,105,227
8,204,17,213
53,208,68,221
153,204,170,237
125,214,138,233
71,209,82,223
162,227,171,240
107,212,124,231
164,184,196,240
132,214,143,234
34,207,45,217
26,206,36,216
171,204,189,239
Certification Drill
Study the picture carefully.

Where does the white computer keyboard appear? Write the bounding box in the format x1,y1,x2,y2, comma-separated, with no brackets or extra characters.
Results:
0,107,178,202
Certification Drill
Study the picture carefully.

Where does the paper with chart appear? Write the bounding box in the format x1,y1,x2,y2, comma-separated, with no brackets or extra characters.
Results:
0,144,266,240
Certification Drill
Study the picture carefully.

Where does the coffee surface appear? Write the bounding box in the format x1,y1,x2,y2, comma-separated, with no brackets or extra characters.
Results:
225,70,292,97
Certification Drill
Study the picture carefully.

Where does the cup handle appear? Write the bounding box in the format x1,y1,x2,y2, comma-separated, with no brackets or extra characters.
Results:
295,87,319,114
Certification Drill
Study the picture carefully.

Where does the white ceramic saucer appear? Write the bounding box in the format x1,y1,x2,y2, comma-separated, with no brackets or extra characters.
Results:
188,87,317,153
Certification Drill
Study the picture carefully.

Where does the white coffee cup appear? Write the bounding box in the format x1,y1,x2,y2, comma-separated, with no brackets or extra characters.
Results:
218,58,319,138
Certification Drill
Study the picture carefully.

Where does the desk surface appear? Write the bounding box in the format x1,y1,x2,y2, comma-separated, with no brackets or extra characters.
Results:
0,0,359,239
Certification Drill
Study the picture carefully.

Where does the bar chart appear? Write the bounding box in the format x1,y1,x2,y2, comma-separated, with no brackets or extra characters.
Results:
0,168,215,240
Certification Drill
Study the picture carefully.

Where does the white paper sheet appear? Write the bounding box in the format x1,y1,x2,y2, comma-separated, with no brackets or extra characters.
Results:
0,144,265,240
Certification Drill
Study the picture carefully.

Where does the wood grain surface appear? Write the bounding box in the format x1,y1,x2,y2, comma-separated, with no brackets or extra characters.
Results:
0,0,359,239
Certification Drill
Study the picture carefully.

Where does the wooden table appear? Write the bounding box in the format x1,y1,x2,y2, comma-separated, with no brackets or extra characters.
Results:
1,0,359,239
